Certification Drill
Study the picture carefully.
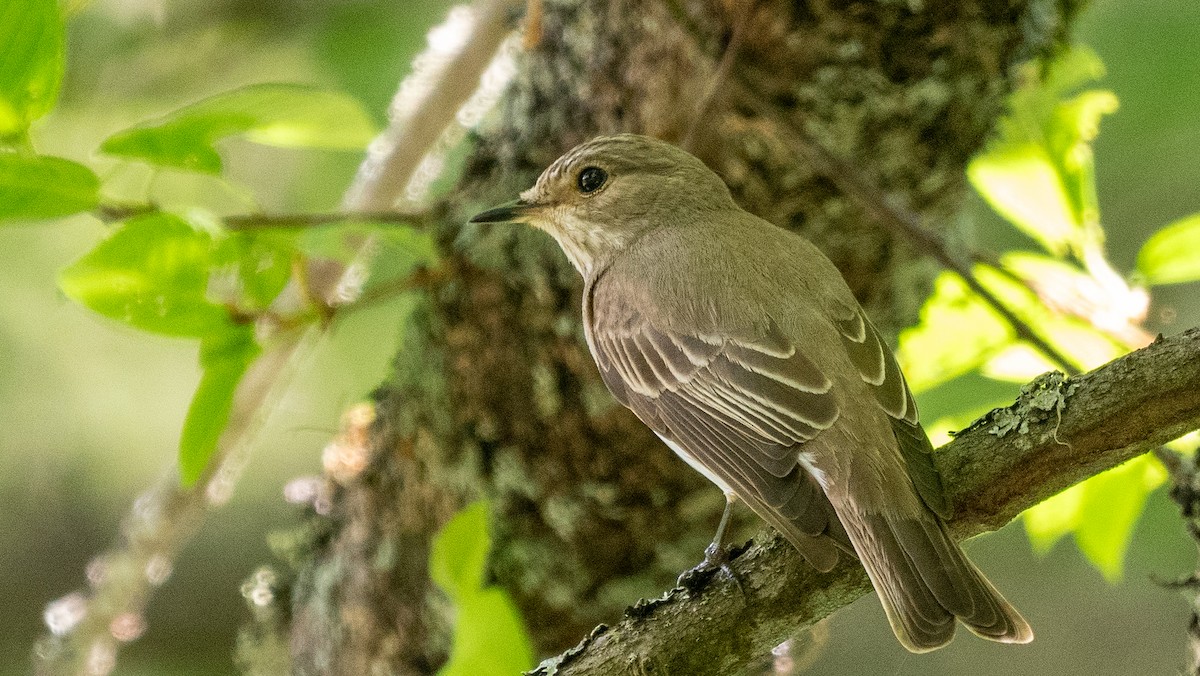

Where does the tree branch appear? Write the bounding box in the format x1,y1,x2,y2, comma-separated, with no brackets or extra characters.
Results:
341,0,518,212
532,328,1200,676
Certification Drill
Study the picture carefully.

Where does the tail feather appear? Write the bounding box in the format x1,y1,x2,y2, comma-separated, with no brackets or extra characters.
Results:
842,510,1033,653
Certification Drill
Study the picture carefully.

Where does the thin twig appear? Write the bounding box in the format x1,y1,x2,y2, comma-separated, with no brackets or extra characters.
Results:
734,85,1083,376
223,210,437,231
93,201,158,223
682,1,755,152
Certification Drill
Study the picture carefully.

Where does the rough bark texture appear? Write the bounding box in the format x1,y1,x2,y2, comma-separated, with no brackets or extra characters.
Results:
283,0,1083,673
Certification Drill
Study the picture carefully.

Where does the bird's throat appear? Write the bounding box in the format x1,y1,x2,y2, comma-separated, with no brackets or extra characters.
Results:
541,212,628,278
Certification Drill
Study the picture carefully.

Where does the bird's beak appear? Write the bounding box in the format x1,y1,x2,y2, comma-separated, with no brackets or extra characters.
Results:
469,198,538,224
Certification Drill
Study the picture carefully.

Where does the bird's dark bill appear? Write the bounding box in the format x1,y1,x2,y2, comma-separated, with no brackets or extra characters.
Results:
469,199,535,224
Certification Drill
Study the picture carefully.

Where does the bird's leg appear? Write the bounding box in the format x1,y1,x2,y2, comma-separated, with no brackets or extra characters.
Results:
704,494,735,567
677,494,745,596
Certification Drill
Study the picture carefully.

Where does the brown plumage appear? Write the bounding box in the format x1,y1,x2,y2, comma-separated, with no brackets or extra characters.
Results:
471,134,1032,652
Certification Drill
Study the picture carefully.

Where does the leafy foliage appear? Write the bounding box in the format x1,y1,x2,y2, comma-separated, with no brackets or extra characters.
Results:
1023,455,1166,582
0,152,98,222
180,329,261,485
1136,214,1200,286
430,500,495,601
59,213,271,485
0,0,64,141
430,501,534,676
968,48,1117,259
101,84,378,173
0,0,422,488
897,273,1010,392
905,46,1199,580
212,231,298,311
59,213,232,337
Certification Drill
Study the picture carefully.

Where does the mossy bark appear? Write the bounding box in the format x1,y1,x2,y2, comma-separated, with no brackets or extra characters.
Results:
282,1,1081,672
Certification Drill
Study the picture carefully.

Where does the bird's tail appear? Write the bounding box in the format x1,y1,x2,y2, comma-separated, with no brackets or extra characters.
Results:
838,507,1033,653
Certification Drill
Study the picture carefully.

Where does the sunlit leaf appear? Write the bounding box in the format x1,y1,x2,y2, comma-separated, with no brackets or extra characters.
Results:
1136,213,1200,286
1000,252,1149,354
968,145,1078,255
430,501,534,675
1023,479,1085,555
179,328,260,486
58,213,232,337
1167,430,1200,456
0,0,64,140
213,231,297,310
0,152,99,222
897,271,1014,393
976,263,1126,372
438,589,534,676
981,344,1057,383
970,47,1117,257
100,84,378,173
430,500,492,602
1046,89,1117,229
1023,454,1166,582
1074,455,1166,582
899,259,1128,395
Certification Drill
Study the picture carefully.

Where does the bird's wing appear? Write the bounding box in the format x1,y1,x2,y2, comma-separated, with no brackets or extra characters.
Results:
587,292,850,568
829,303,949,518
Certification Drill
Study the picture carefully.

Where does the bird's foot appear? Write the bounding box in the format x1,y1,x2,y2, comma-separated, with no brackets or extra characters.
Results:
676,543,746,598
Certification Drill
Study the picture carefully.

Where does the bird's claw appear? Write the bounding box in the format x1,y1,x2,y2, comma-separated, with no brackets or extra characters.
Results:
676,543,746,598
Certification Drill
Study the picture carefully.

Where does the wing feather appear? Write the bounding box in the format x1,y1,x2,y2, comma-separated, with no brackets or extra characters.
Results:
588,292,850,561
833,306,949,517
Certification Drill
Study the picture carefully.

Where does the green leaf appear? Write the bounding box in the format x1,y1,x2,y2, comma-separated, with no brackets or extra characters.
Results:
1023,454,1166,582
1022,478,1085,555
100,84,378,173
59,212,232,337
0,0,64,140
898,259,1128,394
1074,455,1166,582
968,144,1079,255
438,589,534,676
1136,213,1200,285
430,500,492,601
430,500,534,676
897,271,1014,393
213,231,297,310
0,152,99,222
982,255,1127,372
969,47,1117,257
179,328,260,486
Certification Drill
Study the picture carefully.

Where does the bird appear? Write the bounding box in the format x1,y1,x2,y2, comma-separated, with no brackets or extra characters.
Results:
470,133,1032,653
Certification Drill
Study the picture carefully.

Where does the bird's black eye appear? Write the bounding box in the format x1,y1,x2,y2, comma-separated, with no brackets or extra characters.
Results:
577,166,607,194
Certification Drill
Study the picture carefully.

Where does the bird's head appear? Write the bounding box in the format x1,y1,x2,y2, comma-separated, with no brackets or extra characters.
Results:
470,134,737,277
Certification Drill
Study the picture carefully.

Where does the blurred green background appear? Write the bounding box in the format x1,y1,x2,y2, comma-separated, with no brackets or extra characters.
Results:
1,0,1198,673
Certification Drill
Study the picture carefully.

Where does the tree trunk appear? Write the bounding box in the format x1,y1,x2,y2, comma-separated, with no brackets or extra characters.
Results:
280,0,1080,672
